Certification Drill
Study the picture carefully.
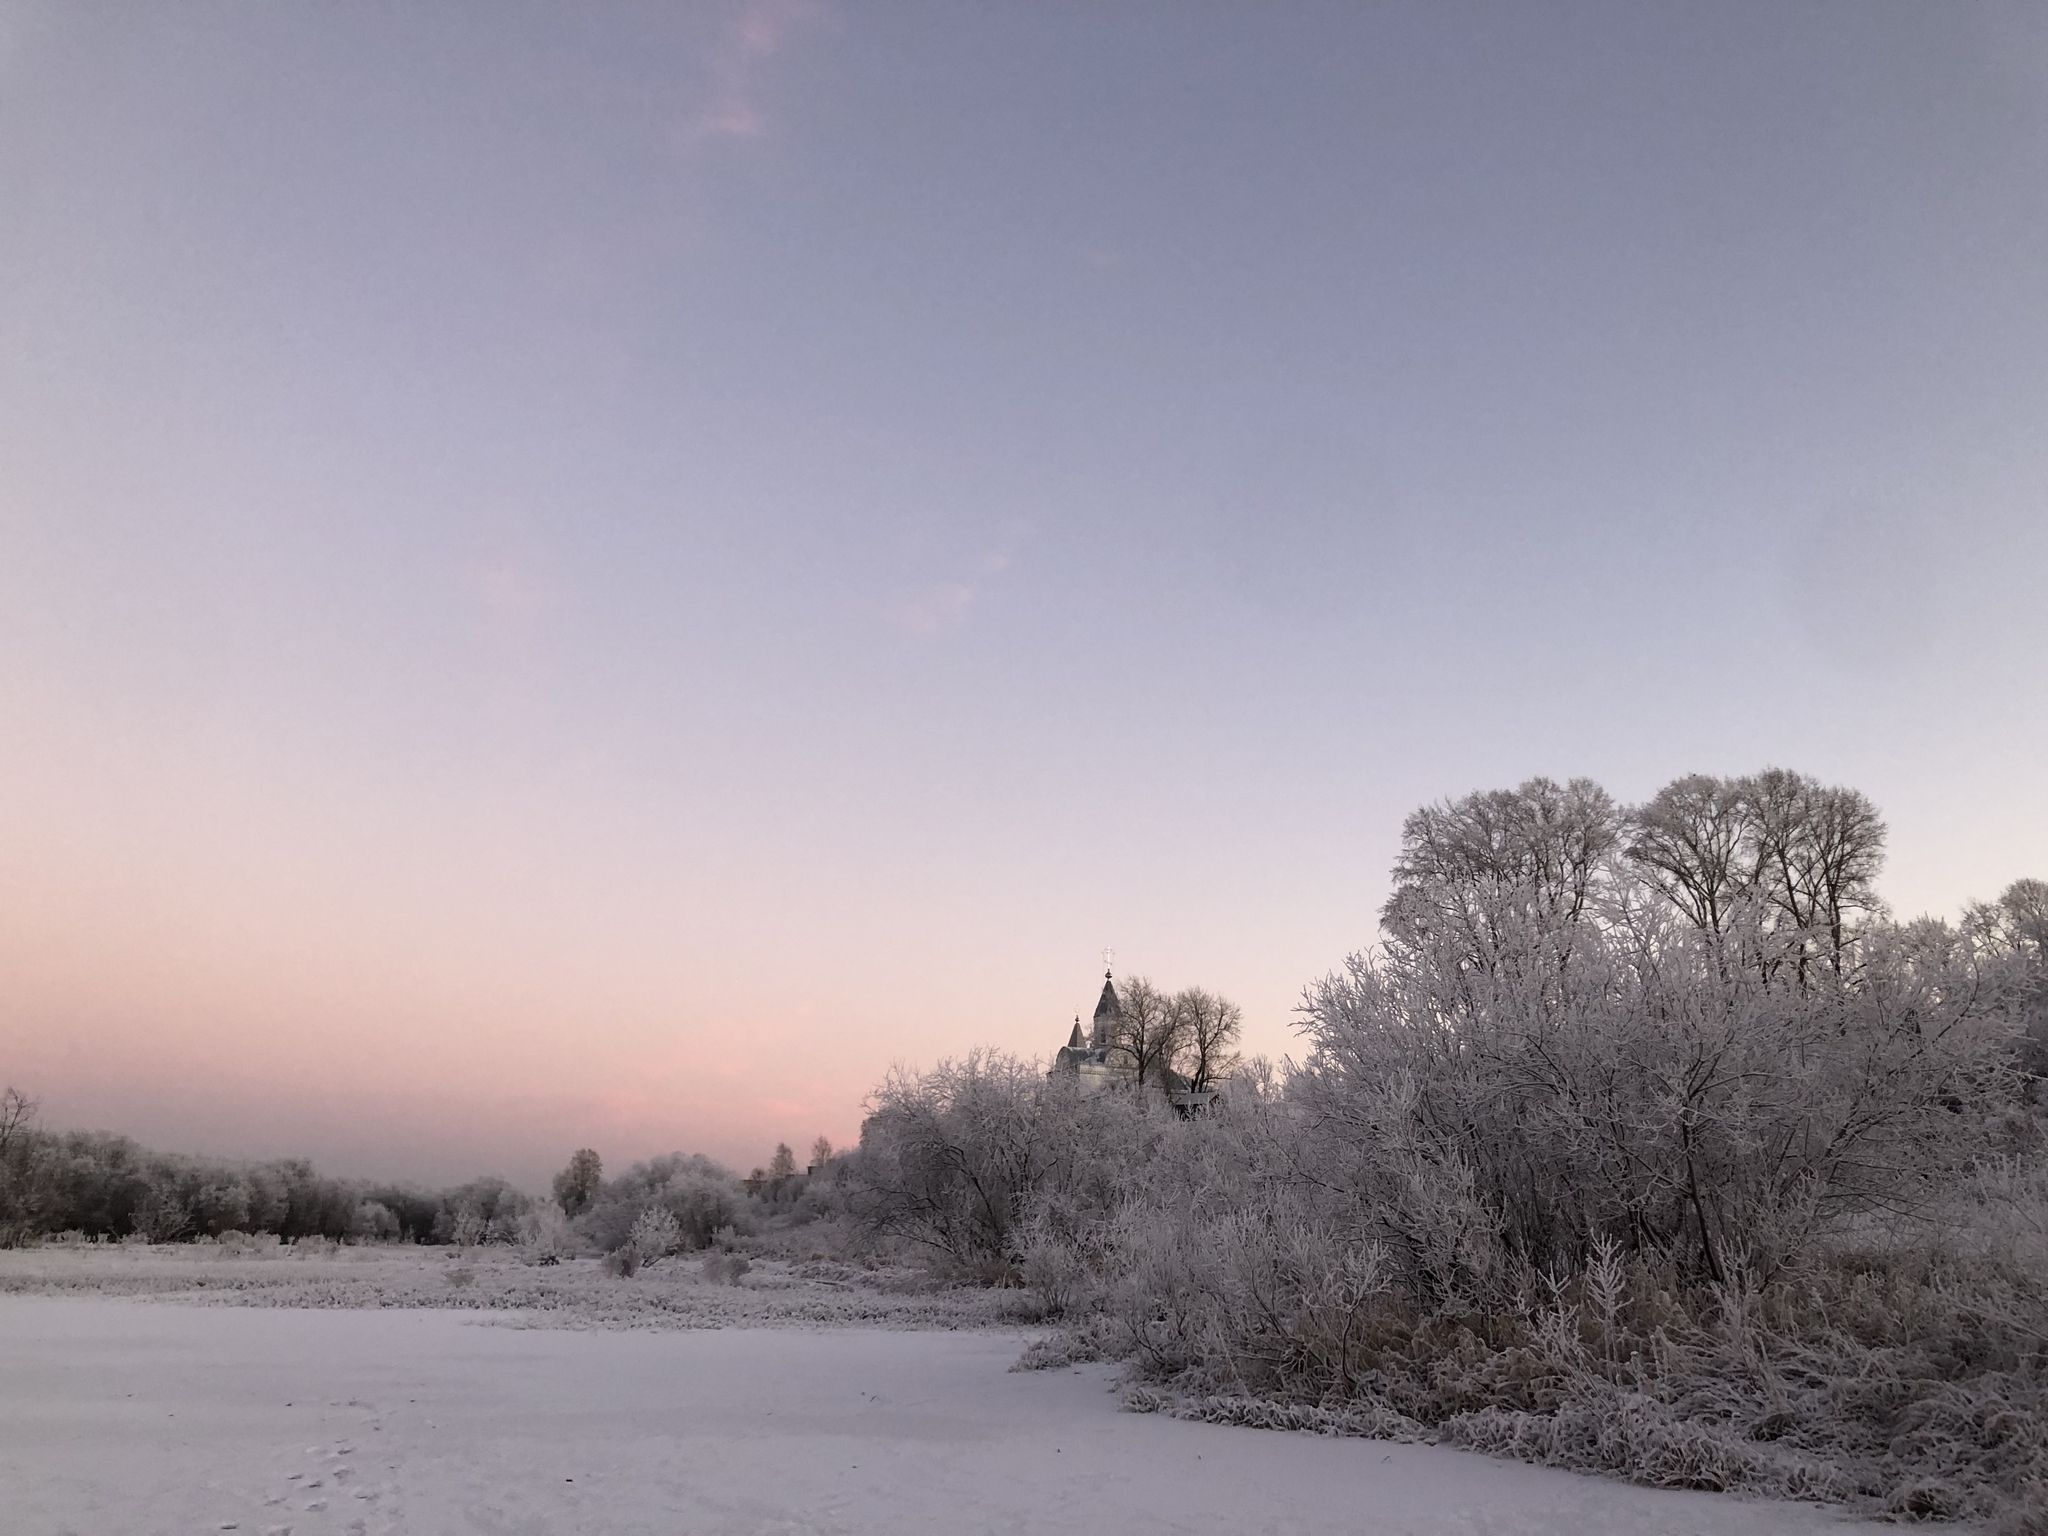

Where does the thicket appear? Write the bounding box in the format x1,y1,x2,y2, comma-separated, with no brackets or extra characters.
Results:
569,1151,749,1257
851,770,2048,1530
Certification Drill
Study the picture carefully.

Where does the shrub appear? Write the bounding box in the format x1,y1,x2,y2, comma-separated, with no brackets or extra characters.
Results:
432,1177,531,1246
516,1203,579,1262
701,1251,752,1285
628,1206,682,1266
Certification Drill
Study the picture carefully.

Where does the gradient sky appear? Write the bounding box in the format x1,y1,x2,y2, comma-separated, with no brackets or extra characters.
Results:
3,2,2045,1189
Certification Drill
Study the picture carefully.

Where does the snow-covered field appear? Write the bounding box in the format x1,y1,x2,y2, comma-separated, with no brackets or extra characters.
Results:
2,1248,1911,1536
0,1241,1032,1330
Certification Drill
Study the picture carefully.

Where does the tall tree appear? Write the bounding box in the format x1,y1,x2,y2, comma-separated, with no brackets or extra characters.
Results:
1971,877,2048,1081
0,1088,45,1247
1743,768,1886,976
1169,988,1243,1092
551,1147,603,1216
1381,776,1621,977
1110,976,1184,1089
1626,774,1761,936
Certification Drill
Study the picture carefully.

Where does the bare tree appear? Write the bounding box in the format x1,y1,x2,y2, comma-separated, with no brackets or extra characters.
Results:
0,1087,36,1164
767,1142,797,1180
1110,976,1185,1089
0,1087,45,1246
1743,768,1886,976
809,1135,834,1170
1626,774,1761,936
1169,988,1243,1091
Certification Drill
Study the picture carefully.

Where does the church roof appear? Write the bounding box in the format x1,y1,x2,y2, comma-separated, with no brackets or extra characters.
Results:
1092,972,1122,1024
1066,1016,1086,1049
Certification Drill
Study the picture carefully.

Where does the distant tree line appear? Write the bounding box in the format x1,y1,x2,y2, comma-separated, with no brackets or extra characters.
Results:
0,1097,844,1256
0,1106,534,1249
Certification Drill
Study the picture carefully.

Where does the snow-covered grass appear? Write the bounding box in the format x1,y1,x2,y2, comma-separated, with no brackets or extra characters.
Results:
0,1241,1037,1330
1,1293,1915,1536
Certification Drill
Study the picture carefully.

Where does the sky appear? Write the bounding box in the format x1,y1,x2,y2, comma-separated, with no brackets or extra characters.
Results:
3,2,2045,1190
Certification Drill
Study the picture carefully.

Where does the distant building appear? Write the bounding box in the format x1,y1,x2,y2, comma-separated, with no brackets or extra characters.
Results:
1050,969,1223,1115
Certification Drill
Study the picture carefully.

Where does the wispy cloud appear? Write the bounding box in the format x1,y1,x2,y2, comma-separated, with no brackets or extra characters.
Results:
895,581,978,636
891,543,1019,638
685,0,816,146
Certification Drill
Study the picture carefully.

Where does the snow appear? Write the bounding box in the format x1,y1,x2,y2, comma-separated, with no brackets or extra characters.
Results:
1,1291,1907,1536
0,1242,1032,1330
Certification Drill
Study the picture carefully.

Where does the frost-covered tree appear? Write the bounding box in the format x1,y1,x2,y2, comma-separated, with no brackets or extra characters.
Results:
1969,876,2048,1083
847,1050,1146,1274
1380,776,1621,979
767,1142,797,1180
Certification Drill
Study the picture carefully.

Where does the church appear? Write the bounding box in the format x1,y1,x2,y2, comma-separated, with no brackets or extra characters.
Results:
1050,969,1223,1115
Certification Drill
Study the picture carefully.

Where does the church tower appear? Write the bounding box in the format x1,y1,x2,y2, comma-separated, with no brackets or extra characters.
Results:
1089,970,1122,1051
1052,963,1139,1094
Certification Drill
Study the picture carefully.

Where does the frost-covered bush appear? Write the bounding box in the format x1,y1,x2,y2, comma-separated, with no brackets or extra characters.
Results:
433,1177,531,1246
701,1250,752,1285
845,1050,1149,1279
516,1203,579,1262
1011,774,2047,1528
628,1206,683,1266
578,1153,747,1255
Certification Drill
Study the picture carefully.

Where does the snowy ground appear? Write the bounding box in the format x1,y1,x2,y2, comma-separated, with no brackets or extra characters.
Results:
2,1250,1917,1536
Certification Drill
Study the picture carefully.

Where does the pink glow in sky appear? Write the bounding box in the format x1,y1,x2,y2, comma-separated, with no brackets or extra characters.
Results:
4,3,2045,1189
